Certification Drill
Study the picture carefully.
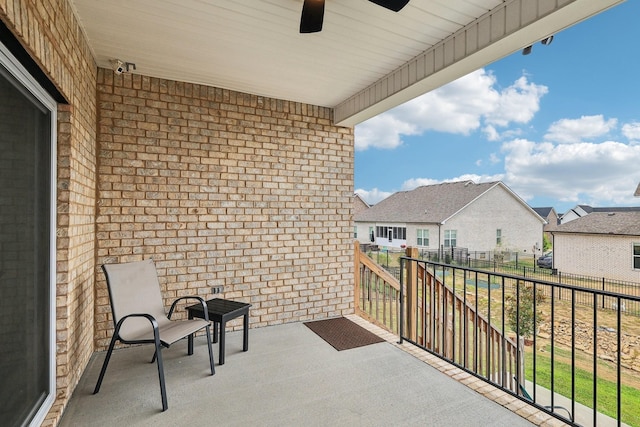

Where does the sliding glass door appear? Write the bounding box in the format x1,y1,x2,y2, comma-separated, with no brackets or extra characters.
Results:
0,42,56,427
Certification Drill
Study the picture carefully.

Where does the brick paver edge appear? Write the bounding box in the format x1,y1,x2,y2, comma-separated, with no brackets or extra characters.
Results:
346,314,571,427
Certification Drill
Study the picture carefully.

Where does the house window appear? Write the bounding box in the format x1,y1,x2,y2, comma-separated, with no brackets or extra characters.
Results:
417,229,429,246
393,227,406,240
634,243,640,269
369,227,374,242
444,230,457,247
496,229,502,245
354,226,357,238
375,226,406,241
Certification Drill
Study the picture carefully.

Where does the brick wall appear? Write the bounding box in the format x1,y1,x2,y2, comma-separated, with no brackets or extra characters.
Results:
1,0,97,425
95,69,355,347
2,1,356,424
554,233,640,282
447,185,543,253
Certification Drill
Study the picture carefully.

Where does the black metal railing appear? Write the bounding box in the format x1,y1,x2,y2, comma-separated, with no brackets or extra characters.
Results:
399,254,640,427
415,249,640,317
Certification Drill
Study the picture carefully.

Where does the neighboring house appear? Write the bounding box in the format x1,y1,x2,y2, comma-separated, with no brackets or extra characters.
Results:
560,205,640,224
353,193,371,239
552,211,640,282
533,207,559,234
560,204,594,224
355,181,546,254
353,193,371,215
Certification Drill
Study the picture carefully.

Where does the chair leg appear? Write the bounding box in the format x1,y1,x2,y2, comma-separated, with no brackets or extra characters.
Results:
205,324,215,375
188,332,194,355
153,334,168,411
94,334,119,394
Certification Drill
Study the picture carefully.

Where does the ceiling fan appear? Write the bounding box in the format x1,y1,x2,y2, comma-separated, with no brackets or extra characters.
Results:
300,0,410,33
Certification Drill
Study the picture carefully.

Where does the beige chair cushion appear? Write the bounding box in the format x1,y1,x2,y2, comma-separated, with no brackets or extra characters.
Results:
103,259,207,345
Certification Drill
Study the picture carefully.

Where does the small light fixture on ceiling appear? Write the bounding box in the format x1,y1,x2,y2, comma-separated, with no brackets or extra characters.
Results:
522,35,554,55
110,59,137,75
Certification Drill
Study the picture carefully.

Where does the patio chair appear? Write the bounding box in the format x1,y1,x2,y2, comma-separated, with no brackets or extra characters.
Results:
94,259,215,411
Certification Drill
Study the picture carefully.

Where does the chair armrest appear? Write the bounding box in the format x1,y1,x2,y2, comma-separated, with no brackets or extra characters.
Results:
117,313,159,328
168,296,209,322
114,313,161,340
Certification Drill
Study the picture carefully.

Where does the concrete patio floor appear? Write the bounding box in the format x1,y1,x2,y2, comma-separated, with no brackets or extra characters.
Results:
58,315,563,427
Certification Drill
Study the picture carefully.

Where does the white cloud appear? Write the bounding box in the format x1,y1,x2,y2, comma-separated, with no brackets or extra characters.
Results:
355,69,548,151
400,174,504,191
356,173,505,204
483,125,524,142
483,125,500,141
622,122,640,142
501,138,640,206
359,137,640,210
484,75,548,127
354,114,418,150
399,177,442,190
544,115,617,144
354,188,394,205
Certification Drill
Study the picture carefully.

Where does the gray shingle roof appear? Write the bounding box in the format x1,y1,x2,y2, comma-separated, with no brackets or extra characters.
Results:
578,204,594,213
533,207,554,218
591,206,640,213
553,211,640,236
353,193,371,215
355,181,502,224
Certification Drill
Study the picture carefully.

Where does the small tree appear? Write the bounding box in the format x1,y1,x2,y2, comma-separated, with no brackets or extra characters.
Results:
493,248,512,264
542,234,552,252
505,284,545,339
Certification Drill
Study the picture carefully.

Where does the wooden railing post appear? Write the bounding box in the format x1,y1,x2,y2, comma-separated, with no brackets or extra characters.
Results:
406,246,419,342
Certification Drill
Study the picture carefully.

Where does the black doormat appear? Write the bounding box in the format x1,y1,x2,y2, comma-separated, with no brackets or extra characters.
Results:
304,317,385,351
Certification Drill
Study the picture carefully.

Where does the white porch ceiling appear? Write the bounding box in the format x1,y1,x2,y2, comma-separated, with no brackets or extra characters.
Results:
71,0,623,126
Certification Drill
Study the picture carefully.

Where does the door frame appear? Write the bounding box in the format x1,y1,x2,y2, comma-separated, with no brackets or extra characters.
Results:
0,40,57,426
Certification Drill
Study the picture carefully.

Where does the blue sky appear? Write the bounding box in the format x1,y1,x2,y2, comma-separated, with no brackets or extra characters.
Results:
354,1,640,214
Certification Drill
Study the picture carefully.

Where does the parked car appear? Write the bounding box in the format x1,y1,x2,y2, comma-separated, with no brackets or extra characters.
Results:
537,252,553,269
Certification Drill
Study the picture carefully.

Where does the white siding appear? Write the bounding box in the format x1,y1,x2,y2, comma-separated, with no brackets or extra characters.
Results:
406,224,440,249
355,222,409,249
443,185,543,254
554,233,640,282
355,222,375,244
560,210,581,224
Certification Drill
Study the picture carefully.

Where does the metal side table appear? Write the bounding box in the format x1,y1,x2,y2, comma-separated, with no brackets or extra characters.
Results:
186,298,251,365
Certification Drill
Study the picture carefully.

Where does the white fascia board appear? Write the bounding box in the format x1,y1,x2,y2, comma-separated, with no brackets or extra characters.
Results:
334,0,625,127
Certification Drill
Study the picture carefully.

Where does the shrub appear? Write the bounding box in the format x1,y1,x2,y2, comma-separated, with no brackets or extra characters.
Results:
543,234,552,252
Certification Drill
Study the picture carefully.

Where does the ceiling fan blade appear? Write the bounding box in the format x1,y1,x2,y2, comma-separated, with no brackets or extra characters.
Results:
300,0,325,33
368,0,410,12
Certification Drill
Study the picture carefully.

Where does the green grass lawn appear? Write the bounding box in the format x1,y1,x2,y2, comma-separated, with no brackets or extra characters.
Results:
525,347,640,426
